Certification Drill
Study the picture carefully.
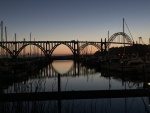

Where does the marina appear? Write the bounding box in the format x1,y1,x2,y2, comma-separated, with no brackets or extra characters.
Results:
1,20,150,112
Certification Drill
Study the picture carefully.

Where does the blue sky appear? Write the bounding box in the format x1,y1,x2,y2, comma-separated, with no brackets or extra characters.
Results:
0,0,150,44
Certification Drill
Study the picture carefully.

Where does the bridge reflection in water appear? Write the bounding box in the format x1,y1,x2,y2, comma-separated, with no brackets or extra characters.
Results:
0,60,150,113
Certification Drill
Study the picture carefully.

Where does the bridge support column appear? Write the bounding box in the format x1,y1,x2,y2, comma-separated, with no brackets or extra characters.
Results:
101,38,103,56
12,34,17,59
101,38,107,58
73,40,79,60
104,38,107,55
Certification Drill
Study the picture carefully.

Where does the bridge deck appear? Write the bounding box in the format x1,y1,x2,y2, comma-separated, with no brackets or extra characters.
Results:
0,89,150,102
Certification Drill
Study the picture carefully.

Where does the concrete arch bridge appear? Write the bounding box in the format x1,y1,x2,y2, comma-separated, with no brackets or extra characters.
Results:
0,32,133,58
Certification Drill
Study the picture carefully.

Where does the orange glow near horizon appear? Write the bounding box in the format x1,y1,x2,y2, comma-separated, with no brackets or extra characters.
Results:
80,45,98,55
52,45,72,55
52,60,73,74
18,44,73,56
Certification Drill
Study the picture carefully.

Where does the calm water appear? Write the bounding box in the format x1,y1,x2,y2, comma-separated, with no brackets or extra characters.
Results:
1,60,150,113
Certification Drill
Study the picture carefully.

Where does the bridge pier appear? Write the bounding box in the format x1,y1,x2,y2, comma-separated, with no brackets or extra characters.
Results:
100,38,107,58
72,40,79,60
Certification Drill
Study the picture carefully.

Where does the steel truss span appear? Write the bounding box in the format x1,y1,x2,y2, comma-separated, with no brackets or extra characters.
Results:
107,32,133,47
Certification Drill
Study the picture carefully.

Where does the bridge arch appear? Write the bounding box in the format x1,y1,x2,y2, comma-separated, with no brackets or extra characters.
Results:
0,45,14,57
107,32,133,47
79,42,101,54
49,43,74,56
16,43,47,58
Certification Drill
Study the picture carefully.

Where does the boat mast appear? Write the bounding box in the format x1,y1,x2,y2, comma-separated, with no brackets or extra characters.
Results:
5,27,7,42
30,32,31,57
108,31,109,58
1,21,3,42
1,21,3,57
123,18,124,33
5,27,7,57
123,18,125,56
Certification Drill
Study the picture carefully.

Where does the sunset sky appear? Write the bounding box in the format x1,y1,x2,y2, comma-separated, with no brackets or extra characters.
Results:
1,0,150,54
